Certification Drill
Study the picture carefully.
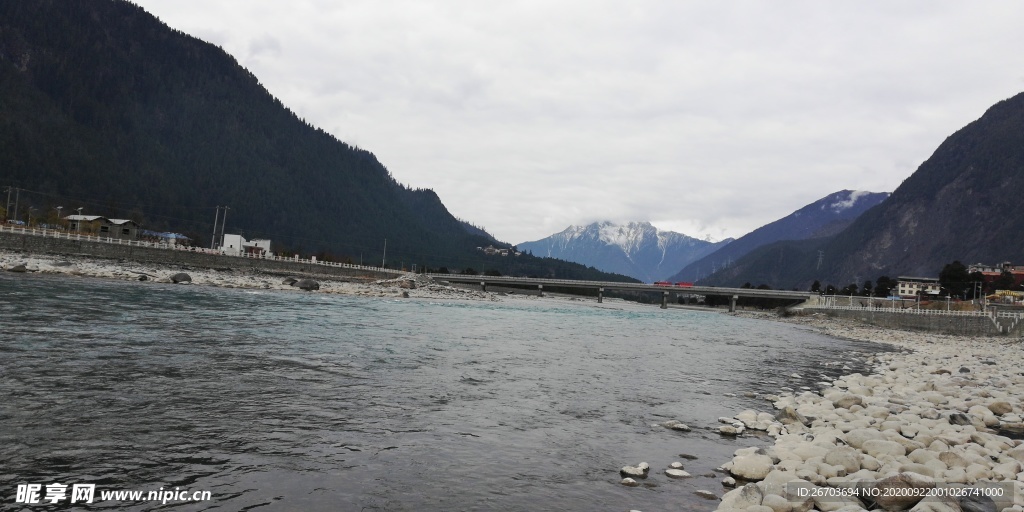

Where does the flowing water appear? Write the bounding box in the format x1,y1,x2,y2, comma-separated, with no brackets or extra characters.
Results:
0,272,887,511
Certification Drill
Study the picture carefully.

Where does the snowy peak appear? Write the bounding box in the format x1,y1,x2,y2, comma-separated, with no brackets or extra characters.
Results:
820,190,891,214
518,221,732,282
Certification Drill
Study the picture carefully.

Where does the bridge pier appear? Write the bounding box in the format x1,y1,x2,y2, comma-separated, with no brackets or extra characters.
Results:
538,284,544,297
729,295,738,313
598,287,604,303
480,281,486,292
661,291,669,309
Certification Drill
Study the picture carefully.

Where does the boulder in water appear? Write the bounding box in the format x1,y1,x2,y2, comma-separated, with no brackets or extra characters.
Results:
282,277,298,285
7,264,27,273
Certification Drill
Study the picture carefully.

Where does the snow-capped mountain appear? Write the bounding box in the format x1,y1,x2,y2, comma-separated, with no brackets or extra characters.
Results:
517,221,732,283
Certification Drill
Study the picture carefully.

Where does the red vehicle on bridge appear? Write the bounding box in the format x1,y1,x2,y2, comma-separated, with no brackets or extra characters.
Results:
675,282,694,288
653,281,672,286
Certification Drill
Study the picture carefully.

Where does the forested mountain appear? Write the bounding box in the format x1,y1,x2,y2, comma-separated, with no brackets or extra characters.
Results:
0,0,634,281
668,190,889,283
702,92,1024,289
518,221,730,283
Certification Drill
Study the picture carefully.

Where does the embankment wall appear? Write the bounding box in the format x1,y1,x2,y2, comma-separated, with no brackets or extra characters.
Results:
0,231,398,281
804,307,1016,337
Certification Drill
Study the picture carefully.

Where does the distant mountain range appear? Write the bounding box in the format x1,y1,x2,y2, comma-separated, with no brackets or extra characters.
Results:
701,91,1024,289
668,190,889,283
517,221,731,282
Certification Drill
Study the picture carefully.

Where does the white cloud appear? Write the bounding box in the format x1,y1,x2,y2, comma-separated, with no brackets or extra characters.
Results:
136,0,1024,244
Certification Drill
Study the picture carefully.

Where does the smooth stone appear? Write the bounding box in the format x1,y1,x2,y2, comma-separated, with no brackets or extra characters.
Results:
863,439,906,458
7,264,27,272
777,406,811,426
720,483,764,510
721,476,736,487
720,424,745,436
620,477,639,487
669,462,685,469
730,454,774,481
989,401,1013,415
170,272,191,283
620,465,648,478
833,394,864,410
736,409,759,426
824,447,861,474
665,469,691,478
694,490,718,500
294,278,320,291
845,428,886,449
760,493,791,512
662,420,692,432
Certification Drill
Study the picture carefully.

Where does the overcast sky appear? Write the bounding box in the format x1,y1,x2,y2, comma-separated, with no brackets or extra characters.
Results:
135,0,1024,245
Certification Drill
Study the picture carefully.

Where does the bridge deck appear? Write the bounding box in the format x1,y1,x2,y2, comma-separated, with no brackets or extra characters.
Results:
428,274,813,301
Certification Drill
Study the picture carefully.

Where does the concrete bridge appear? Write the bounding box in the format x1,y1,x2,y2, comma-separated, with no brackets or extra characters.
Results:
427,274,815,311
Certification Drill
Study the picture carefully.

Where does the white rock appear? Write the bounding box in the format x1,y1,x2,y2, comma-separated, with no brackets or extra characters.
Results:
730,454,774,481
862,439,906,458
720,424,745,436
719,483,764,510
665,469,691,478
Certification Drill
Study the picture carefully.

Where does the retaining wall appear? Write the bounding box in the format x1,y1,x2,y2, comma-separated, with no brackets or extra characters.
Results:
0,231,399,281
804,307,1015,337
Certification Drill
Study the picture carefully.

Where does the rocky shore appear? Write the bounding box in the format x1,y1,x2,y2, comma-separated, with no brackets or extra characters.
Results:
0,249,498,301
710,313,1024,512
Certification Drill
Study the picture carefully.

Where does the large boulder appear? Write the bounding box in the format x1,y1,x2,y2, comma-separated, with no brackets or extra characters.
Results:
730,454,774,481
170,272,191,283
294,279,320,291
7,263,27,272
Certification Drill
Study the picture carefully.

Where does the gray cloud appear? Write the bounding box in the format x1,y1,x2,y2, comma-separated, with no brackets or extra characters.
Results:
136,0,1024,244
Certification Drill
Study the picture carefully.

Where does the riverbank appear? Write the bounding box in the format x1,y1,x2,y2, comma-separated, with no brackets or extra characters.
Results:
711,311,1024,511
0,249,497,301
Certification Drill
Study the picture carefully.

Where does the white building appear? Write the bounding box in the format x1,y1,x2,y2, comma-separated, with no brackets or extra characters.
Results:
896,277,940,298
220,234,272,256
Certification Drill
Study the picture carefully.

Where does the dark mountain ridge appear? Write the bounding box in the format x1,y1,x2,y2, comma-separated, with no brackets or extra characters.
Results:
668,190,888,283
702,92,1024,289
0,0,635,281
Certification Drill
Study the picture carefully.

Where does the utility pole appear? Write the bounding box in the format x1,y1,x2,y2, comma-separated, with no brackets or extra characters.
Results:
817,250,825,270
211,206,220,249
12,187,19,222
382,238,387,268
219,206,229,249
4,187,10,221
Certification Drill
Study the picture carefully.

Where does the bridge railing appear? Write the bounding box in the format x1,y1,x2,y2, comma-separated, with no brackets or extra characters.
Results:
813,296,1024,319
